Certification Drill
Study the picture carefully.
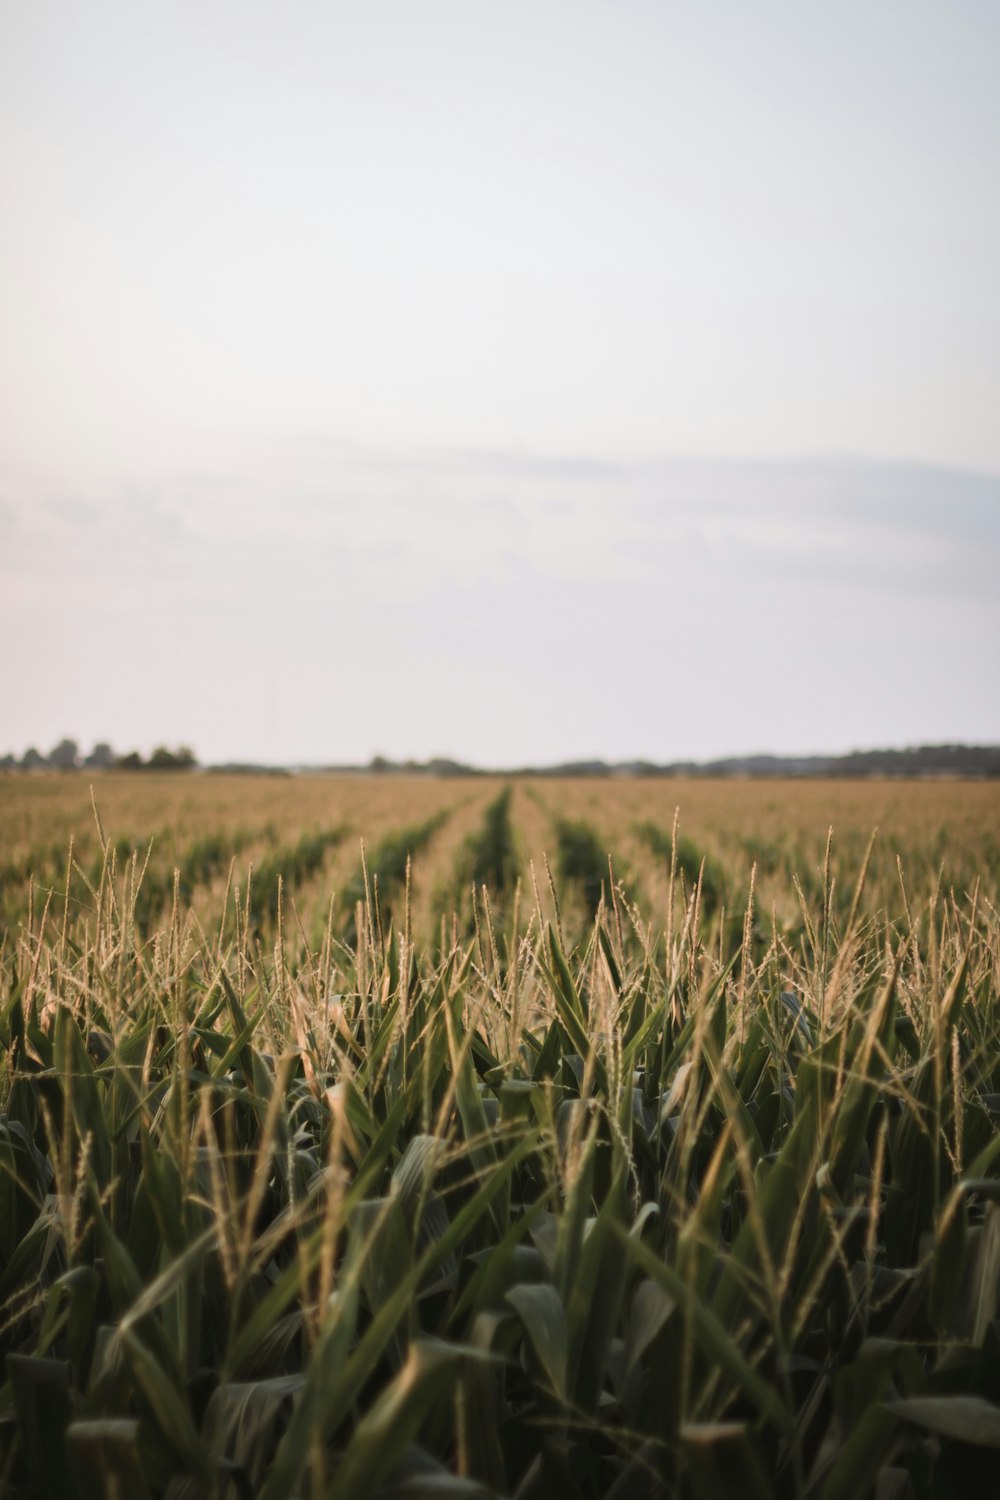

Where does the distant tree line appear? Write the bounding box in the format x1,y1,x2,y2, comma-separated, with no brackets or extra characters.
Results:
4,740,997,779
355,746,1000,780
0,739,198,772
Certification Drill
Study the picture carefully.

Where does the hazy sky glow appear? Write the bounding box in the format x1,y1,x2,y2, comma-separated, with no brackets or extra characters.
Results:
2,2,998,764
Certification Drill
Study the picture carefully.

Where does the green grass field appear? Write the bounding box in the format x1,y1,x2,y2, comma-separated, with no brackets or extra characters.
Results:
2,773,1000,1497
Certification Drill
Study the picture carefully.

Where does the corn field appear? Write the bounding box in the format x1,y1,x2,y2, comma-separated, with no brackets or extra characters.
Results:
1,773,1000,1497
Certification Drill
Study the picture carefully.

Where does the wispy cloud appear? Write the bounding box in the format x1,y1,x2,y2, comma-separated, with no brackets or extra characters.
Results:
2,442,997,763
4,444,998,596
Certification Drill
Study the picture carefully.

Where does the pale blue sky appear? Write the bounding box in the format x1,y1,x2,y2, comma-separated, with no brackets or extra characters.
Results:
1,2,998,764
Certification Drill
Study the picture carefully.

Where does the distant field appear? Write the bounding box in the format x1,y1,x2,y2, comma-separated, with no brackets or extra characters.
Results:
2,771,998,945
3,772,1000,1495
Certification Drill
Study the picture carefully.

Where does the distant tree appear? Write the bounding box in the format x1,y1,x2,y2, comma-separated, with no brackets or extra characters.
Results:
148,745,198,771
1,753,16,771
49,738,80,770
116,750,144,770
21,747,46,770
84,742,115,769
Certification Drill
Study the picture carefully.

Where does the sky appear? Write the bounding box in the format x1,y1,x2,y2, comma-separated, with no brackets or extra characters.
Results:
1,1,998,767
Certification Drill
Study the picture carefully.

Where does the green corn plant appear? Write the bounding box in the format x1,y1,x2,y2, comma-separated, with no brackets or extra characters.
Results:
0,804,998,1498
